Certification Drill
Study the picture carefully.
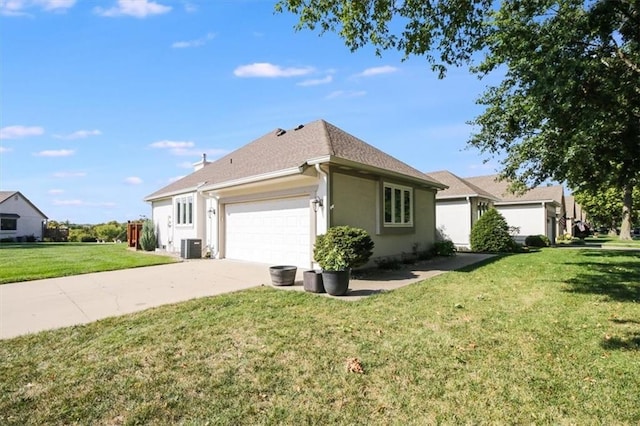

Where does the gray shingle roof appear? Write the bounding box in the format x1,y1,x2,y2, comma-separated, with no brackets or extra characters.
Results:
0,191,48,219
465,174,564,205
564,195,576,218
425,170,498,200
146,119,443,201
0,191,18,204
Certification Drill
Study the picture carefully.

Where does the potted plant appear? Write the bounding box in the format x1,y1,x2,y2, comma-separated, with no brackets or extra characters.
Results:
313,226,374,296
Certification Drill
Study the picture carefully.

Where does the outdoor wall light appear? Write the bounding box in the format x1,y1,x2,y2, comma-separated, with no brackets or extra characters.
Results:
207,208,216,218
311,196,323,212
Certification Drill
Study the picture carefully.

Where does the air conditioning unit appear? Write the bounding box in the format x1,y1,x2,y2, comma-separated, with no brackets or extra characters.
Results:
180,239,202,259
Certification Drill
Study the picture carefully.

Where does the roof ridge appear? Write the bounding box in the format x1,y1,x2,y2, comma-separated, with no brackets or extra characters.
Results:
317,119,335,156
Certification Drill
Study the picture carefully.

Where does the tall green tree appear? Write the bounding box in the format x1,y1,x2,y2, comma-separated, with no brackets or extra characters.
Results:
276,0,640,239
574,186,640,232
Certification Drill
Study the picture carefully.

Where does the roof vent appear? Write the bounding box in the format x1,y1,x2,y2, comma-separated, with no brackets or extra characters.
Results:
294,124,304,131
275,128,286,137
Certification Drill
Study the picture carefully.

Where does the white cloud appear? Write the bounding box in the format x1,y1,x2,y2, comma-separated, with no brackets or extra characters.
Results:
53,171,86,178
34,149,75,157
48,189,64,194
172,148,229,157
149,140,195,149
0,125,44,139
234,62,314,78
356,65,398,77
1,0,75,16
53,199,83,206
297,75,333,87
183,2,196,12
178,161,194,169
0,146,12,153
124,176,143,185
53,199,116,207
325,90,367,100
94,0,171,18
172,32,215,49
54,129,101,140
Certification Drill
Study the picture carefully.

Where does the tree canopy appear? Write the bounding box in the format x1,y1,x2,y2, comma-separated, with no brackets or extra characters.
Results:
276,0,640,238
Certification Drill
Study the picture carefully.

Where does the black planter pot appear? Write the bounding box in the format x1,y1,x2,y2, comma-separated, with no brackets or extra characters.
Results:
269,265,297,286
321,269,350,296
303,269,325,293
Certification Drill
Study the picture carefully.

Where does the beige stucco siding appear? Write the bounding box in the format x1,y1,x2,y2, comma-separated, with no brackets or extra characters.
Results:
331,172,436,262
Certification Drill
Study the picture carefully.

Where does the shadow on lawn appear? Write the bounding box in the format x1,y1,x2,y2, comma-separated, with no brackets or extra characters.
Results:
563,251,640,303
601,332,640,351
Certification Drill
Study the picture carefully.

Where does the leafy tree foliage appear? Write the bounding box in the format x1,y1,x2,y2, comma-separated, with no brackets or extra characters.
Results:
276,0,640,239
574,186,640,233
94,221,126,242
470,208,517,253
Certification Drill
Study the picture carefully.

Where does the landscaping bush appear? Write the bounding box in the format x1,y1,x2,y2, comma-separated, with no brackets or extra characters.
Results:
314,226,374,270
433,239,457,256
470,208,517,253
525,234,550,247
1,237,15,243
24,235,37,243
80,235,97,243
139,219,157,252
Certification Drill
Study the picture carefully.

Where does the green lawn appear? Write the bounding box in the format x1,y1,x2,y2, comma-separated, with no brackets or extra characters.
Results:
0,243,177,284
1,249,639,424
586,235,640,247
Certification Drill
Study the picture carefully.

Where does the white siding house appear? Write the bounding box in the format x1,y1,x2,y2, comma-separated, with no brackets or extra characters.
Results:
0,191,48,241
145,120,445,268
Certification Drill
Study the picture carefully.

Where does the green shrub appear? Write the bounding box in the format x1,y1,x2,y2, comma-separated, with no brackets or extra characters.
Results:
433,239,457,256
80,235,97,243
470,208,517,253
524,234,550,247
139,219,157,251
0,237,14,243
314,226,374,271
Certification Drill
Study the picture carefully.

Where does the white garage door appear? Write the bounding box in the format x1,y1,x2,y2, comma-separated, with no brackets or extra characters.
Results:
225,197,311,267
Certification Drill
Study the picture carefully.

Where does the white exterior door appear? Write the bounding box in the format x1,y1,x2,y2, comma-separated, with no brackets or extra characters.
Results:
225,197,311,267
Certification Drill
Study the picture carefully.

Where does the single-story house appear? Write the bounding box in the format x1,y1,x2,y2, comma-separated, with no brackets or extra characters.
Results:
0,191,48,241
424,173,566,247
425,170,499,248
564,195,588,235
145,119,446,268
464,175,565,244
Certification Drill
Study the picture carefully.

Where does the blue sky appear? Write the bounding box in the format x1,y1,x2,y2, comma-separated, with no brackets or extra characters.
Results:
0,0,501,224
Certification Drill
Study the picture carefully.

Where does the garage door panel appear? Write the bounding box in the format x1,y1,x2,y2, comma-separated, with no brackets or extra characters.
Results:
225,197,310,267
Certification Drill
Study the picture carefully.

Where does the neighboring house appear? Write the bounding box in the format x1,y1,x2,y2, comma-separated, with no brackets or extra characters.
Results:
0,191,48,241
425,170,499,248
564,195,589,235
425,173,566,247
145,119,445,268
464,175,565,244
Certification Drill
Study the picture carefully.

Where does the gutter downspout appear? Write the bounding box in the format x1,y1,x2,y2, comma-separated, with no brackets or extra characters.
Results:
315,163,329,230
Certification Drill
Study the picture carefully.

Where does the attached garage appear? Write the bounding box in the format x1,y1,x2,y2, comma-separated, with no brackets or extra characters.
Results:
224,197,311,267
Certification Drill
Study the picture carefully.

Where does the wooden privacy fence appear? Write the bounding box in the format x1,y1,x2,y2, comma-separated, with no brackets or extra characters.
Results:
127,221,143,249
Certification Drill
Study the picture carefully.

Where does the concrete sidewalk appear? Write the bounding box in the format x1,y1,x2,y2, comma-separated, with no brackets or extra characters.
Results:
0,253,494,340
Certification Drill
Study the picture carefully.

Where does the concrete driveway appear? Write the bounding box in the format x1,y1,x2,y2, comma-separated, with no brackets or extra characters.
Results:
0,253,494,340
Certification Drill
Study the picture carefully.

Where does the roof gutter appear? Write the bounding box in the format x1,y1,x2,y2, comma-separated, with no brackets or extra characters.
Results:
144,186,200,202
306,155,447,190
494,199,559,207
199,166,304,192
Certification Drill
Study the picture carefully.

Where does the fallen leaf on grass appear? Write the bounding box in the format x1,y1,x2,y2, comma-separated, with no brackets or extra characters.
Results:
346,357,364,374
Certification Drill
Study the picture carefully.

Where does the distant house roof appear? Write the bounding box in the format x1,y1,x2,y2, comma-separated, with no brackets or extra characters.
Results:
464,174,564,206
146,119,445,201
0,191,48,219
564,195,576,218
425,170,498,200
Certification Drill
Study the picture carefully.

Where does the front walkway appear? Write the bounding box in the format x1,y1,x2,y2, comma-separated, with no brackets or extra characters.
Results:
0,253,494,339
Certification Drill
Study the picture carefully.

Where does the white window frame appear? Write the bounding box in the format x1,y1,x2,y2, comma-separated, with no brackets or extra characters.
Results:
383,183,413,227
175,196,193,226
